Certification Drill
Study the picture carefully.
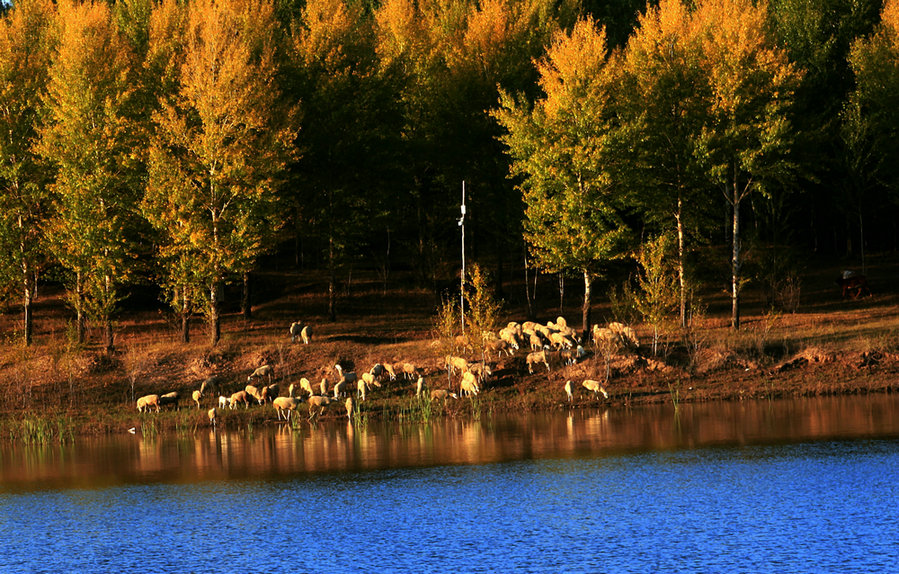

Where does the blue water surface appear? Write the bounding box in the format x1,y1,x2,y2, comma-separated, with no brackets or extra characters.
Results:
2,439,897,573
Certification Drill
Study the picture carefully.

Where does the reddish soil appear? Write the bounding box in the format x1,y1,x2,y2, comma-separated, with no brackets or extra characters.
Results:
1,254,898,434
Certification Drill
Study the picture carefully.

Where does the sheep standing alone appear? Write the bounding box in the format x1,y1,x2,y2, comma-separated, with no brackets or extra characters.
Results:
208,408,217,428
137,394,160,413
192,389,203,409
564,380,573,402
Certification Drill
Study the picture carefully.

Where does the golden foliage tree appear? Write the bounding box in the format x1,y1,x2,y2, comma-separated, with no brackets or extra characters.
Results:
0,0,57,346
143,0,294,345
38,0,141,349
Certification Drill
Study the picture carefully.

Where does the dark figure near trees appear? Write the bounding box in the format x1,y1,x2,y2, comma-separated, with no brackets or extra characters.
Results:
837,270,871,299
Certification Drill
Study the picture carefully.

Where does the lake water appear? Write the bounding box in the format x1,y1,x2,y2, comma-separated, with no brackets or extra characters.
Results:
1,394,897,572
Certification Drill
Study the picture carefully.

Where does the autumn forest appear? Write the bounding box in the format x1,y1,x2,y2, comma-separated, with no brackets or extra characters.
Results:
1,0,899,350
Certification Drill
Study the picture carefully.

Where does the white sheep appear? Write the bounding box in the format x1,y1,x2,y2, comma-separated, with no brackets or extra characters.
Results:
192,389,203,409
229,390,250,409
247,364,274,383
564,380,573,402
356,378,369,401
218,395,229,409
582,379,609,399
301,324,312,345
526,350,551,374
298,378,315,397
345,396,355,420
460,371,480,397
416,376,425,398
137,394,160,413
208,407,217,427
399,362,417,380
273,397,300,421
446,355,469,376
334,364,357,384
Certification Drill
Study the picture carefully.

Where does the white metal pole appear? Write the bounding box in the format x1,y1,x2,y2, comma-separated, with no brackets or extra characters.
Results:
460,181,466,335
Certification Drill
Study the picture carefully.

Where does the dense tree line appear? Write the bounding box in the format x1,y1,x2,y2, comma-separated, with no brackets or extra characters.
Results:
0,0,897,347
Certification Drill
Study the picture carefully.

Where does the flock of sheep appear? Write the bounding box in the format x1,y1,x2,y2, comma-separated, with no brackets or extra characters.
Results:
134,316,639,426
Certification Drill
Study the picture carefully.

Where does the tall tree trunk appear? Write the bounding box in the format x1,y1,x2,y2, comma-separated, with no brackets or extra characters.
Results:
524,244,535,321
581,270,592,341
209,281,221,346
23,264,33,347
731,182,741,330
181,286,190,344
241,271,252,319
676,196,686,328
328,233,336,322
76,270,85,344
104,320,114,352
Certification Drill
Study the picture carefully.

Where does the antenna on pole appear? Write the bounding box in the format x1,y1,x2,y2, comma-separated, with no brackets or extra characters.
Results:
459,181,466,335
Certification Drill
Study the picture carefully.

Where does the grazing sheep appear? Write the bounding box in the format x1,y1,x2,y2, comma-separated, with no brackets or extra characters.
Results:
400,362,417,380
486,338,514,359
383,363,397,381
192,389,203,409
137,394,160,413
273,397,300,421
446,355,469,376
245,384,263,404
345,396,355,420
247,364,274,383
550,331,576,350
529,333,546,351
564,380,573,402
208,408,217,427
158,391,180,410
360,372,381,389
289,322,304,343
608,322,639,348
416,376,425,398
218,395,229,409
526,350,551,374
460,371,480,397
498,326,521,350
430,389,458,402
229,390,250,409
307,395,331,419
582,379,609,399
